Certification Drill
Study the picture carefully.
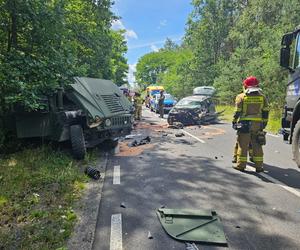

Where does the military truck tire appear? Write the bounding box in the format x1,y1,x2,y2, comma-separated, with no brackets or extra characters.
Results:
70,125,86,160
292,120,300,168
105,139,119,149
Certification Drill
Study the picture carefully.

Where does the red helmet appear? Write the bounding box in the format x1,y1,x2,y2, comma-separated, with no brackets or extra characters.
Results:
243,76,259,88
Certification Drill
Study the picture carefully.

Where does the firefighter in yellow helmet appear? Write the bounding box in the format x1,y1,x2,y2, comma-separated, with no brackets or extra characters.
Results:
232,76,269,172
134,92,144,120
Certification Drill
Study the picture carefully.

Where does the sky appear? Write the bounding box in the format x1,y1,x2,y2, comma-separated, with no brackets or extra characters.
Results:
111,0,193,85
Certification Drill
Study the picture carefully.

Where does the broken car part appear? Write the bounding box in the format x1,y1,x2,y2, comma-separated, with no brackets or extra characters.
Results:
85,167,101,180
156,208,227,246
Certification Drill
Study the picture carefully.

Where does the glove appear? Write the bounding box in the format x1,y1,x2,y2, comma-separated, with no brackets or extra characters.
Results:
232,121,237,130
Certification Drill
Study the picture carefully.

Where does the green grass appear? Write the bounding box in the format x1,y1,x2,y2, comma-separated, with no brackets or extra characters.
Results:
216,105,281,134
0,146,96,250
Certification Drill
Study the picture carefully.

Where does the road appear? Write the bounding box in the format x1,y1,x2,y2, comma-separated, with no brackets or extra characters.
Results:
92,108,300,250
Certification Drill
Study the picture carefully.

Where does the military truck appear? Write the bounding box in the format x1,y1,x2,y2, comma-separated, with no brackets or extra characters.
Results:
10,77,133,159
280,27,300,167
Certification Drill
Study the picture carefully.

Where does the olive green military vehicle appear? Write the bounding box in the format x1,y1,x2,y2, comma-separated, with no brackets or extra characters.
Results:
11,77,133,159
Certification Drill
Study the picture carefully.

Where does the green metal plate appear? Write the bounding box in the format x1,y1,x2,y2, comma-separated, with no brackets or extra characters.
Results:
156,208,227,246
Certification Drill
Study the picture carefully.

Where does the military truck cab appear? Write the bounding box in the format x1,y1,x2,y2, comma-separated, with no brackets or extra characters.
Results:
280,27,300,166
13,77,133,159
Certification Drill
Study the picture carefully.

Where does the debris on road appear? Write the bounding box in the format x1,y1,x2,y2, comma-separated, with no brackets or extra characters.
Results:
175,132,185,137
120,202,126,208
135,122,169,130
168,122,184,129
185,242,199,250
129,136,151,147
84,167,101,180
125,134,142,140
147,231,153,239
156,208,227,245
116,142,154,157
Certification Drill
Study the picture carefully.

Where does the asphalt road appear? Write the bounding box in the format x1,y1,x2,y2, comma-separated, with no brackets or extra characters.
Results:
92,108,300,250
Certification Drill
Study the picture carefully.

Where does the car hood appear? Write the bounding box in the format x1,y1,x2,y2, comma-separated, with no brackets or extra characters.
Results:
67,77,132,119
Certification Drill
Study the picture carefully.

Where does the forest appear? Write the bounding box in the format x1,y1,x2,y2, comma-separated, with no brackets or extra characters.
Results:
136,0,300,106
0,0,128,149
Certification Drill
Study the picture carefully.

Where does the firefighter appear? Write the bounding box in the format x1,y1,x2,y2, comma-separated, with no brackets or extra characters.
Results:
134,92,143,120
158,90,165,118
232,76,269,172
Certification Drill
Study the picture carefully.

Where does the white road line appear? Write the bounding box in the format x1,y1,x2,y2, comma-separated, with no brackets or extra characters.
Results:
110,214,122,250
113,165,120,185
247,166,300,198
181,129,206,144
267,133,280,138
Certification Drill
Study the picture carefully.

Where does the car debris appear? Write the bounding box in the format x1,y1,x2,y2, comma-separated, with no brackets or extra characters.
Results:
156,208,227,245
147,231,153,239
84,167,101,180
175,132,185,137
168,122,184,129
185,242,199,250
125,134,142,140
129,136,151,147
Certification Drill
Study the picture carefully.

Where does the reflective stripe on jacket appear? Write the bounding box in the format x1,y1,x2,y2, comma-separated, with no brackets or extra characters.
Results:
233,90,269,123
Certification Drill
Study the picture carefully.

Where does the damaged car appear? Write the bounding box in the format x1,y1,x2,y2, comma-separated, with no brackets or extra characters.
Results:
167,95,218,126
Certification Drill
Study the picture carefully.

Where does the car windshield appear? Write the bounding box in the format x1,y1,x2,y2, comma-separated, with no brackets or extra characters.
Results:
193,87,215,96
176,99,202,106
164,94,173,100
151,90,161,96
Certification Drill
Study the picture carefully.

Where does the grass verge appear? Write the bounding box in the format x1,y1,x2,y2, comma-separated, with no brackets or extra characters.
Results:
216,105,281,134
0,145,96,250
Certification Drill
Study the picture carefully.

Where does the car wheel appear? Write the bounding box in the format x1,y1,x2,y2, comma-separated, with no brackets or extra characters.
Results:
70,125,86,160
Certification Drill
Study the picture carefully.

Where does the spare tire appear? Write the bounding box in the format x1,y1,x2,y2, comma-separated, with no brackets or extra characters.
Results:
70,125,86,160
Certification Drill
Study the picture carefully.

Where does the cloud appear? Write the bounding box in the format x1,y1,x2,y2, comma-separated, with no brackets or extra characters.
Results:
128,36,182,50
127,63,136,85
150,44,159,52
160,20,167,26
125,30,138,40
111,20,138,40
157,19,167,29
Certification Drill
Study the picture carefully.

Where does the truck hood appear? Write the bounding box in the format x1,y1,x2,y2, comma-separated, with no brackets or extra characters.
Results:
68,77,132,119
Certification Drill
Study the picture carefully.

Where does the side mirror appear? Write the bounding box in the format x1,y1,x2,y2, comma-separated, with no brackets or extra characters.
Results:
280,47,291,69
281,32,294,46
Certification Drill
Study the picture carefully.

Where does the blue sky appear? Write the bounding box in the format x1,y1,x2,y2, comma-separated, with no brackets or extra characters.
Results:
111,0,193,84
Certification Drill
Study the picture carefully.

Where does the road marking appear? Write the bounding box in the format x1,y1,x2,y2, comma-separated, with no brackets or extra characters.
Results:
181,129,206,144
110,214,122,250
113,165,120,185
267,133,280,138
247,166,300,198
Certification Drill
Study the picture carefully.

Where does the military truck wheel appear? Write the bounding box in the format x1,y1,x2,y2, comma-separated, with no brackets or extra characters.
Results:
105,139,119,149
292,120,300,168
70,125,86,160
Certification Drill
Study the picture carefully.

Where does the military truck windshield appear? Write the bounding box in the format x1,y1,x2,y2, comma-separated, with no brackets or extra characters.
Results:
294,33,300,68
